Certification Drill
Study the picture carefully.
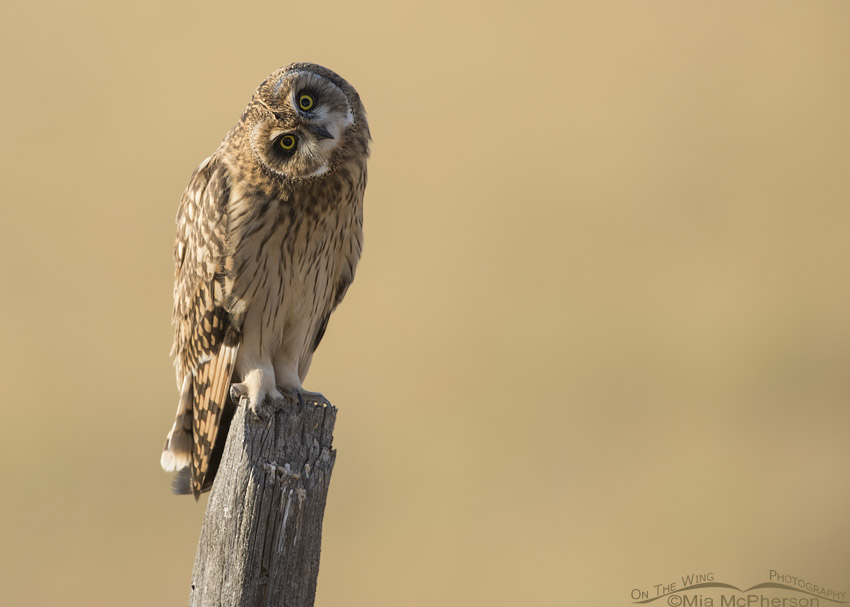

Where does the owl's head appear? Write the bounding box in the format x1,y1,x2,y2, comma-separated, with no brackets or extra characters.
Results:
244,63,369,181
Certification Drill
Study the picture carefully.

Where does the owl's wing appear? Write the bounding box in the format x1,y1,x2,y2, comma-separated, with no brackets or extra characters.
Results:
161,155,240,499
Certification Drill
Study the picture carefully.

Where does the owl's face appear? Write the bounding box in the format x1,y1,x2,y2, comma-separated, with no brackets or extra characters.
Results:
247,65,361,180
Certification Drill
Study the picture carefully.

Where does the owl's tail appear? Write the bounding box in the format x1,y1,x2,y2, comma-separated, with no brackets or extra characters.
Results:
160,373,193,473
171,468,192,494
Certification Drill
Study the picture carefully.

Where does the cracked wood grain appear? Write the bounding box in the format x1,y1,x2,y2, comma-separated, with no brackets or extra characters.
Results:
189,398,337,607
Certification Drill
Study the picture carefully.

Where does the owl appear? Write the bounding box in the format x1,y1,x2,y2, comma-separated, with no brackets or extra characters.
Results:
160,63,370,498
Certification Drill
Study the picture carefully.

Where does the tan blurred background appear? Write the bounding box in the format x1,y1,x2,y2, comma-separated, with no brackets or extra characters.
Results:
1,0,849,604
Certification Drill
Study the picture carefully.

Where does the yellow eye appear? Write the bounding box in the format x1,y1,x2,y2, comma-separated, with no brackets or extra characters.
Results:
298,93,314,111
279,134,296,150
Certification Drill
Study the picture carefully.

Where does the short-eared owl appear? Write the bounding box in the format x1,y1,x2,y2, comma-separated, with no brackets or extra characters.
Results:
160,63,370,497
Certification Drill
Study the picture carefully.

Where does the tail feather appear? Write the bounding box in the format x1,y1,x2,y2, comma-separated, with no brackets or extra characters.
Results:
171,468,192,494
161,373,193,472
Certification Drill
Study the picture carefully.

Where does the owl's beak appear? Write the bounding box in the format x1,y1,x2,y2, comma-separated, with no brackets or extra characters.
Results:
309,124,334,140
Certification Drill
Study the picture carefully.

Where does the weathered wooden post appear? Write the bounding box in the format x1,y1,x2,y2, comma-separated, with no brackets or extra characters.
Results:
189,397,337,607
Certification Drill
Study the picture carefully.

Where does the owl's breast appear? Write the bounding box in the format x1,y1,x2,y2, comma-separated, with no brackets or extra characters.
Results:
227,181,363,358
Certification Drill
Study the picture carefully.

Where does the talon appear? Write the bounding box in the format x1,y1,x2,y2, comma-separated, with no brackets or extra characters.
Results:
249,401,269,420
230,383,248,406
298,390,330,407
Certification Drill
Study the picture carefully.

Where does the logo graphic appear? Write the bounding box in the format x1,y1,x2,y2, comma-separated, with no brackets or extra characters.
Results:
630,570,847,606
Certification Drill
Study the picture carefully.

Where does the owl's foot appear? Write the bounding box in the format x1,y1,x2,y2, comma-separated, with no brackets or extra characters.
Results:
230,382,286,419
276,386,330,407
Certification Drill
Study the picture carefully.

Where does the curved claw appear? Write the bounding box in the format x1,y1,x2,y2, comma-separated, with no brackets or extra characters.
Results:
230,383,248,406
298,389,330,407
